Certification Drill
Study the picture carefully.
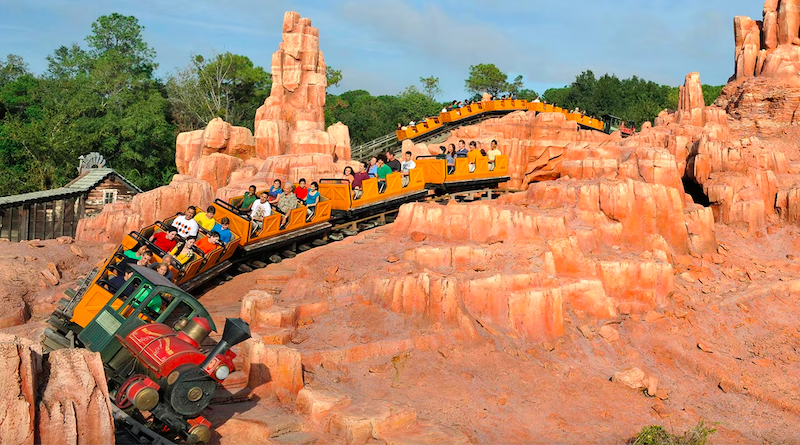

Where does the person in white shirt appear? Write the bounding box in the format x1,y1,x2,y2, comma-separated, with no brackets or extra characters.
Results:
172,206,199,238
487,139,502,171
249,192,272,235
533,97,541,103
400,151,416,187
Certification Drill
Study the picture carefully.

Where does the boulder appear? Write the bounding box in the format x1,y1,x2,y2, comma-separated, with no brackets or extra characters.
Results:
612,367,647,390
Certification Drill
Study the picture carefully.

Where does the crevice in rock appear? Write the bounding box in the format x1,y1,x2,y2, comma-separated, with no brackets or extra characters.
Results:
683,176,711,207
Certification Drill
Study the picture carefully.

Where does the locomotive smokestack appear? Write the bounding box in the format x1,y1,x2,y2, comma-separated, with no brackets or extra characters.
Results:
200,318,251,369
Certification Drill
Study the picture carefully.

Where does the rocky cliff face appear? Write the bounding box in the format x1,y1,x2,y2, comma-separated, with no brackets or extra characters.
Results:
0,338,113,444
721,0,800,136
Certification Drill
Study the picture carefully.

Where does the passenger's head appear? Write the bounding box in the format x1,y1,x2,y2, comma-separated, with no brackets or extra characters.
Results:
404,151,412,161
185,236,196,249
310,181,318,192
220,217,230,229
370,156,377,166
469,141,477,149
377,157,385,167
166,227,178,240
259,192,268,203
491,140,498,148
206,205,215,216
458,139,466,149
449,143,456,153
209,231,221,243
386,152,395,161
162,254,175,266
285,183,295,193
141,249,153,262
273,179,282,188
136,245,148,255
156,262,169,276
299,178,306,187
439,146,446,154
248,185,257,194
123,267,134,281
343,166,354,176
186,206,197,218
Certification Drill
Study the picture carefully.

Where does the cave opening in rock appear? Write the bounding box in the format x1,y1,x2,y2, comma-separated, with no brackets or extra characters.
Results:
683,177,710,207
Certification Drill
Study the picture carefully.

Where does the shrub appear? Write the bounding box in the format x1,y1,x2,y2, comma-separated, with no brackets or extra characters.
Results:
631,420,716,445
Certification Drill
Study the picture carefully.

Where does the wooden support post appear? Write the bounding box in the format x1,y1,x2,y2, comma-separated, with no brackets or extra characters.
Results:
31,202,37,240
20,205,29,241
9,206,16,242
378,213,386,224
59,198,66,237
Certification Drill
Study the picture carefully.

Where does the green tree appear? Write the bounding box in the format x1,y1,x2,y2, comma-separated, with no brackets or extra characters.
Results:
465,63,509,97
0,13,175,194
325,86,441,146
326,66,342,88
0,54,29,86
507,75,524,95
166,52,271,132
702,84,724,106
419,76,442,100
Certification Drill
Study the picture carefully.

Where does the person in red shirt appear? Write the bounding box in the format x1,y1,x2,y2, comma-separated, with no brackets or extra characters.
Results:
150,227,179,253
352,162,371,200
295,178,308,201
195,231,222,255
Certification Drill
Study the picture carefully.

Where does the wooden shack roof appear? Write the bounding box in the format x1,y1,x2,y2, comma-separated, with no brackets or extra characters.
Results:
0,168,142,209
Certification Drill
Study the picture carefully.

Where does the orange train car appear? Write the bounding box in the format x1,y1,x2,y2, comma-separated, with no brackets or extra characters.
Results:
319,169,428,218
415,155,510,191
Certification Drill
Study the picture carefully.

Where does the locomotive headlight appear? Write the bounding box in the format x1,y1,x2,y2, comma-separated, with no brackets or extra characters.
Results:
215,365,230,380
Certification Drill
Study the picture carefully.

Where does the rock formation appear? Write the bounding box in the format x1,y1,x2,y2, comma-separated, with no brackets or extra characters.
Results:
254,12,341,160
0,238,106,329
721,0,800,136
175,118,255,192
733,0,800,79
38,348,115,445
0,338,113,444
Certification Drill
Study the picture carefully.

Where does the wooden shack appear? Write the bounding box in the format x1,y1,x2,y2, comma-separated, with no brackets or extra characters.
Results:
0,158,141,241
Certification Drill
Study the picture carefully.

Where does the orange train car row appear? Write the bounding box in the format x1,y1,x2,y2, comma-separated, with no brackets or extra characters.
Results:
396,99,606,141
66,157,511,329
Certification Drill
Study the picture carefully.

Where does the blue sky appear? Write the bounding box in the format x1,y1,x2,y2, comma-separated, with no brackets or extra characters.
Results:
1,0,763,100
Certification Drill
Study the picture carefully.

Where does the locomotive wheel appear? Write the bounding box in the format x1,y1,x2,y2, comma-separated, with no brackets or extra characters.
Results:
166,366,217,416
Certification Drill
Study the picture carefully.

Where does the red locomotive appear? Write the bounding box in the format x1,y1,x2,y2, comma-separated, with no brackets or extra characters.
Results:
45,265,251,443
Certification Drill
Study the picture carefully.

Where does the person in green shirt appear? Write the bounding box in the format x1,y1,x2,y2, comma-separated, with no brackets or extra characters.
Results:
239,185,258,214
376,157,393,193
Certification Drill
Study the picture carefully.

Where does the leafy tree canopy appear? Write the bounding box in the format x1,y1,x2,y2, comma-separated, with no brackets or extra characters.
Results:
0,13,174,195
326,66,342,88
542,70,724,125
419,76,442,100
166,52,271,132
